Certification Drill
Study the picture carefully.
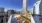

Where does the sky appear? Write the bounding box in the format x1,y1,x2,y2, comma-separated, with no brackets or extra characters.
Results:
0,0,36,11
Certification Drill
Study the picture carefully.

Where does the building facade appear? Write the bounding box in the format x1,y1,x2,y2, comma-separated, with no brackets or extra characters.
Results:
0,8,4,23
7,10,14,18
39,0,42,15
0,8,8,23
33,0,42,23
33,0,41,15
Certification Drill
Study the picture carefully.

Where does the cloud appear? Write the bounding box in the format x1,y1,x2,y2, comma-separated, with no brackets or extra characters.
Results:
28,8,33,13
28,5,34,14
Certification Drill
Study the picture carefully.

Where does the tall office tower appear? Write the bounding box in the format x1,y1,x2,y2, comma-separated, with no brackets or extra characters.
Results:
22,0,27,15
33,0,41,15
0,8,4,16
0,8,4,23
39,0,42,15
7,10,14,18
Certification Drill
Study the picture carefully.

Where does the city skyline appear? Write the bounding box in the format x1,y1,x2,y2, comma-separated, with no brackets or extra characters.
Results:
0,0,36,11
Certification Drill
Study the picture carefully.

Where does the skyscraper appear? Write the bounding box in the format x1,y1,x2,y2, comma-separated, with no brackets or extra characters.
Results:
33,0,41,15
33,0,42,23
0,8,4,23
7,10,14,18
0,8,4,16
